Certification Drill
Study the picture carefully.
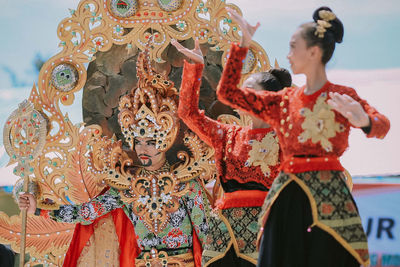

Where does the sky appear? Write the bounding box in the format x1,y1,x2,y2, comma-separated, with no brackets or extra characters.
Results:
0,0,399,185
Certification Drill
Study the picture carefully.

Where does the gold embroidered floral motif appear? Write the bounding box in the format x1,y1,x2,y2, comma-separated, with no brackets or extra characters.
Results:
298,94,341,152
246,132,279,176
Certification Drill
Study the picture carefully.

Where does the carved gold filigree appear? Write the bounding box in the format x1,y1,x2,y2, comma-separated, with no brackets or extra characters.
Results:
128,171,188,233
99,131,215,234
3,99,47,177
119,48,179,151
217,110,253,127
137,248,189,267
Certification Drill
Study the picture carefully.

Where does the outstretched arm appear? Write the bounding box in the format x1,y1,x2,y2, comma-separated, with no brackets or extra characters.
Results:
37,188,124,225
173,40,229,148
328,90,390,138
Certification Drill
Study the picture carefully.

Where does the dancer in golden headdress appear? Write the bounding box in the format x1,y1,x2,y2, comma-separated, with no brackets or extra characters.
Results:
18,46,215,267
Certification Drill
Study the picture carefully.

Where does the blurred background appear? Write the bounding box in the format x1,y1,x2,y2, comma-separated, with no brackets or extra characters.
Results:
0,0,399,266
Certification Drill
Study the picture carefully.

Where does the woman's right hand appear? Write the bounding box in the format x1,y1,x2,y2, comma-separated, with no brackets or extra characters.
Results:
171,39,204,64
18,193,37,215
225,7,260,48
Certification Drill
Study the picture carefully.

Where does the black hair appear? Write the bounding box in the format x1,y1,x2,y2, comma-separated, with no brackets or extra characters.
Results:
299,6,344,64
249,68,292,92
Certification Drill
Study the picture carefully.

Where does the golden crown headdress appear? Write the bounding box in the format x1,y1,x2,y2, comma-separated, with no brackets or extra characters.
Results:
118,41,179,151
315,10,336,38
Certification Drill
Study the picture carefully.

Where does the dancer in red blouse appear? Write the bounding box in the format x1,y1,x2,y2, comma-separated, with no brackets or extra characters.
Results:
172,39,291,266
217,6,390,267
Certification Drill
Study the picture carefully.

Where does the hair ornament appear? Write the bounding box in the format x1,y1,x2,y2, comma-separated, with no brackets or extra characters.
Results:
314,10,336,38
118,39,179,152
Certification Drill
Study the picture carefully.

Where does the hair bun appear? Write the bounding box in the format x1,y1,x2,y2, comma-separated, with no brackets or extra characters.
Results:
313,6,344,43
269,68,292,88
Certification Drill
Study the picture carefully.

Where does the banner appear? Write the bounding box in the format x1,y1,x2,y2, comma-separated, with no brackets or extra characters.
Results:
353,177,400,267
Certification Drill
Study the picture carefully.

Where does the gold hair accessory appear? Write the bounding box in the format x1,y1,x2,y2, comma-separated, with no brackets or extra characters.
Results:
314,10,336,38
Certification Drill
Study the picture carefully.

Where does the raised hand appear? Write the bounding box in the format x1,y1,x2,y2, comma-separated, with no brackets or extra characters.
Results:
225,7,260,48
327,92,370,128
171,39,204,64
18,193,37,215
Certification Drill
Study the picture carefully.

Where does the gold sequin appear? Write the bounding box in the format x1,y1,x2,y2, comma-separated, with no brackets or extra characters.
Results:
284,132,289,138
288,124,293,130
280,119,285,125
280,101,284,107
228,148,232,153
283,108,287,113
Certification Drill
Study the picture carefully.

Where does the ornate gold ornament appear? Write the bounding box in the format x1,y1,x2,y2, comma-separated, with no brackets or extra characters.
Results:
1,0,271,265
137,248,190,267
298,93,342,152
101,130,215,233
217,110,253,127
119,47,179,151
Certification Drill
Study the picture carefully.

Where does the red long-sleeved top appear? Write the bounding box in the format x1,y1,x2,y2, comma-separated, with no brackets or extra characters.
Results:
178,62,281,207
217,44,390,173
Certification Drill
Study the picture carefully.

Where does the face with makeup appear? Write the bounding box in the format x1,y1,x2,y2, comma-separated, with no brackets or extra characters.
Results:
134,137,166,171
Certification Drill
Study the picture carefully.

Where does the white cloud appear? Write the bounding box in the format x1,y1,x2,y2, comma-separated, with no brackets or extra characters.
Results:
0,87,31,101
0,0,81,19
0,163,19,187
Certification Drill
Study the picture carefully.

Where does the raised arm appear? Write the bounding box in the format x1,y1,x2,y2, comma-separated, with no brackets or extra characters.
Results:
216,8,283,124
173,39,229,148
216,44,283,124
178,61,229,147
37,188,124,225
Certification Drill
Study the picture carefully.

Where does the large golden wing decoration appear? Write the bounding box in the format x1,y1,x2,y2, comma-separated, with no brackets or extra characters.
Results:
0,212,74,266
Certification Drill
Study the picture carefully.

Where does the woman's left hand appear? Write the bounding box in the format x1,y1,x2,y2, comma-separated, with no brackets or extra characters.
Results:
171,39,204,64
327,92,370,128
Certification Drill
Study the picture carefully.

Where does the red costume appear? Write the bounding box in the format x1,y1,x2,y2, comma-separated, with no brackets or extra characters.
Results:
178,61,281,266
216,43,390,266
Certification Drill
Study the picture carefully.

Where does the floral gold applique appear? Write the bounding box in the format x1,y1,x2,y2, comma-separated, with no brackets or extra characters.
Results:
298,94,341,152
245,132,279,176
